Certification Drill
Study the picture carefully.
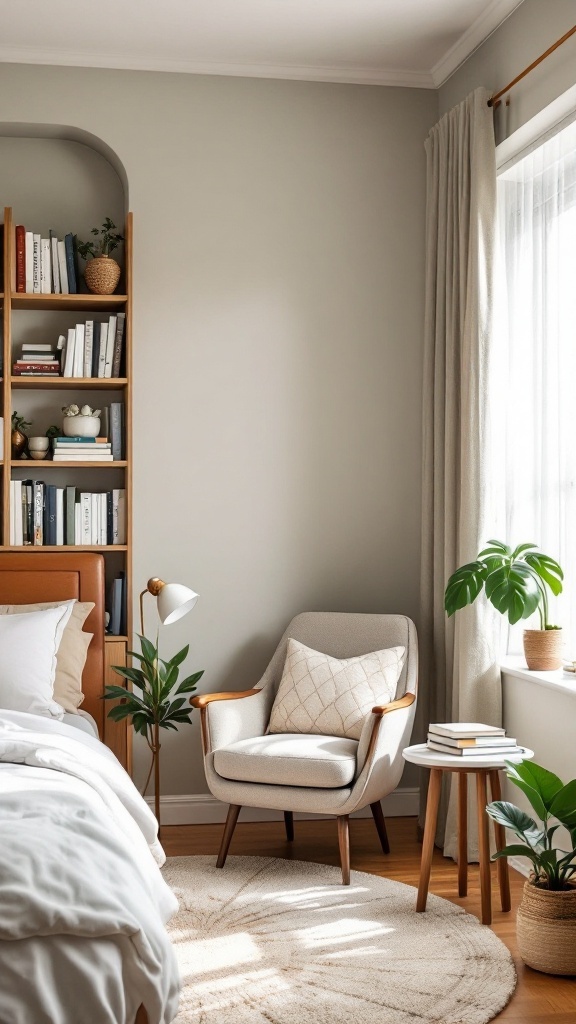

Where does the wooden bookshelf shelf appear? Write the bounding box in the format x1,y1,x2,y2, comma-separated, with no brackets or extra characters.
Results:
11,460,127,468
11,293,127,312
106,635,129,643
11,377,128,390
5,545,128,552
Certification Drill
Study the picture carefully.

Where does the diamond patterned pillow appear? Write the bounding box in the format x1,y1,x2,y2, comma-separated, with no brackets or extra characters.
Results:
268,639,405,740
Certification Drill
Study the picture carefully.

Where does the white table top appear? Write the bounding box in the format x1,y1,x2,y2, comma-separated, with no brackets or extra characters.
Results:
403,742,534,770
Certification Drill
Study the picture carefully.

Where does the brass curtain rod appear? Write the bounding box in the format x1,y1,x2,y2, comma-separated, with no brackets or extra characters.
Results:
488,23,576,108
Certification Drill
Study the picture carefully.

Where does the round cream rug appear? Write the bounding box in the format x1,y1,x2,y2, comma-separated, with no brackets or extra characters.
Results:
163,856,515,1024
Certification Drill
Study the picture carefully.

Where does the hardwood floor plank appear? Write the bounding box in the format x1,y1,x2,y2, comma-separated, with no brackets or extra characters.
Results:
162,816,576,1020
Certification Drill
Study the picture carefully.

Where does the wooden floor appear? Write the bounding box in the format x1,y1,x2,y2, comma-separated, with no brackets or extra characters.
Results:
163,815,576,1023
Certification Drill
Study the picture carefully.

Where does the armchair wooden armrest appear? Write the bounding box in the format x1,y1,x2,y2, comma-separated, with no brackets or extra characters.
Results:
190,688,261,709
371,692,416,717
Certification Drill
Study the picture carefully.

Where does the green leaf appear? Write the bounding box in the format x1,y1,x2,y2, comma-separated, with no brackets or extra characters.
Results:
506,761,563,814
112,665,148,688
511,542,538,559
491,844,541,865
484,562,540,624
106,704,136,722
486,801,542,844
166,644,189,669
175,670,204,695
524,552,564,596
485,539,512,555
444,561,487,616
550,780,576,827
138,634,158,664
161,721,179,731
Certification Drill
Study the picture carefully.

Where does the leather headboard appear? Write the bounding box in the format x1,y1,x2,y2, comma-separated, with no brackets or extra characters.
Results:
0,552,105,731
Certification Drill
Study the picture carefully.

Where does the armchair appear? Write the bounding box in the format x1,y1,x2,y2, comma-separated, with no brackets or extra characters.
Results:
191,612,417,884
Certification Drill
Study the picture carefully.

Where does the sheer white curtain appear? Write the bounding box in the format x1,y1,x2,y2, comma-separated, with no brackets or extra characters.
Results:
498,118,576,654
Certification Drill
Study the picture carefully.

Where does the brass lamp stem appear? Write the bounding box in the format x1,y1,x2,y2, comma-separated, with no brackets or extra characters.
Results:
139,577,166,635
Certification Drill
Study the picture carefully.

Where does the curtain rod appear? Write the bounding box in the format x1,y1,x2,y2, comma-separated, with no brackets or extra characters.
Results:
488,24,576,108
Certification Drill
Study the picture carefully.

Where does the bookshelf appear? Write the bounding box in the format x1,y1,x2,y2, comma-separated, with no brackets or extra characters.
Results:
1,206,133,771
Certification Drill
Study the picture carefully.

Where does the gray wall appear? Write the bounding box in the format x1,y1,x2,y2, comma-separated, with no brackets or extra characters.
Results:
440,0,576,137
0,63,436,798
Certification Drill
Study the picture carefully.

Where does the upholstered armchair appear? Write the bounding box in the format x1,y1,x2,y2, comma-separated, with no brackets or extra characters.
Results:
191,612,418,884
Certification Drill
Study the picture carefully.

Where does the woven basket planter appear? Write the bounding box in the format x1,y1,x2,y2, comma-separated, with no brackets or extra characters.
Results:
523,628,563,670
517,881,576,975
84,255,121,295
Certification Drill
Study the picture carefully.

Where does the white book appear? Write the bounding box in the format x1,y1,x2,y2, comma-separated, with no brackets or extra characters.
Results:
25,231,34,293
9,482,15,546
117,489,126,545
74,504,82,546
57,240,69,294
32,234,41,293
40,238,51,294
13,481,23,547
427,739,523,758
22,343,53,352
81,493,91,544
428,723,506,739
56,489,64,546
51,236,61,293
84,321,94,378
90,494,98,545
99,493,107,546
73,323,85,378
98,323,108,378
63,328,76,378
104,316,117,378
52,452,113,461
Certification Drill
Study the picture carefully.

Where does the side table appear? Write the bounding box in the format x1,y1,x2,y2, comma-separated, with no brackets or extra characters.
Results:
403,742,534,926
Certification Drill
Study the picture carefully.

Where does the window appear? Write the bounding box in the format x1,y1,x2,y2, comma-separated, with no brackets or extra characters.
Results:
497,117,576,651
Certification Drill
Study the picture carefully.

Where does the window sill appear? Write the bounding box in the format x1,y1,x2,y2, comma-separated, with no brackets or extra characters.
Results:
500,655,576,698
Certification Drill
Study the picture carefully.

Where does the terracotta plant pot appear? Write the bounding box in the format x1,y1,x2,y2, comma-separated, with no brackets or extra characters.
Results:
11,429,27,459
523,628,563,670
517,881,576,975
84,255,121,295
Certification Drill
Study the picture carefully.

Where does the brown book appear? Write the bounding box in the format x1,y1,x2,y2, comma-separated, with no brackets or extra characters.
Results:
13,363,60,374
15,225,25,293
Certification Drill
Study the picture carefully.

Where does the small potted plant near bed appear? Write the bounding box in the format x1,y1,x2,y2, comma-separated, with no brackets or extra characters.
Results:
487,759,576,975
445,540,564,670
77,217,124,295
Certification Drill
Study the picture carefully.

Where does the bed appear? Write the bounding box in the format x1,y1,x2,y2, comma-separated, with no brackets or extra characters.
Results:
0,552,179,1024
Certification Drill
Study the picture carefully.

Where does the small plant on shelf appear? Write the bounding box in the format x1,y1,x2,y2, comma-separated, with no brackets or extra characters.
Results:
77,217,124,296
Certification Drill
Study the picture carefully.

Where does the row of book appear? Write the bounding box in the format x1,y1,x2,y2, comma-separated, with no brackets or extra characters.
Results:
15,226,84,295
13,314,125,379
9,481,126,547
427,723,523,757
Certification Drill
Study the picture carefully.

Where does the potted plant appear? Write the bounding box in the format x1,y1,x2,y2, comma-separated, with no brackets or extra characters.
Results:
487,759,576,975
62,404,101,438
11,411,31,458
445,540,564,670
77,217,124,295
104,635,203,827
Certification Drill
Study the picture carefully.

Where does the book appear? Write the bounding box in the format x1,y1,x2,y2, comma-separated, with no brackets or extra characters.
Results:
25,230,34,292
91,322,101,378
22,343,53,352
13,364,60,375
33,482,44,545
24,481,33,545
63,329,76,377
56,489,64,546
54,436,109,443
428,723,506,739
15,356,57,363
45,485,57,545
111,312,125,378
32,234,41,294
52,452,114,461
13,481,23,546
104,315,117,377
9,483,15,546
108,575,123,634
110,402,123,460
58,240,69,294
15,226,25,292
114,489,126,544
426,739,524,757
81,493,91,544
429,734,517,748
65,233,77,293
73,323,85,378
84,321,94,378
65,486,76,546
50,231,61,294
98,322,108,378
40,238,51,294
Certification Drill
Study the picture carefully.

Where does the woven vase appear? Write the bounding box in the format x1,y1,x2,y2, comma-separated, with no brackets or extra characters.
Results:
523,628,563,670
517,881,576,975
84,255,121,295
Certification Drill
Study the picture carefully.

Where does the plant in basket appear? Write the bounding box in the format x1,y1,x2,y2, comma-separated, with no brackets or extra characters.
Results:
77,217,124,295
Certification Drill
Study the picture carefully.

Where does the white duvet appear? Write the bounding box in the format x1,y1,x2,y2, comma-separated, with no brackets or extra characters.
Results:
0,710,180,1024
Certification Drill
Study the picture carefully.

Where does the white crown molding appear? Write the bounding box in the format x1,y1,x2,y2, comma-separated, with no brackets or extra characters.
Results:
0,46,435,89
431,0,525,87
146,786,419,825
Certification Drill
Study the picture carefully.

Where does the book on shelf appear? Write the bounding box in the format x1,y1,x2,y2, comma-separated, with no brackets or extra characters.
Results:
14,224,125,295
10,482,126,547
108,570,127,636
61,315,125,378
15,225,25,293
52,435,116,462
12,341,60,376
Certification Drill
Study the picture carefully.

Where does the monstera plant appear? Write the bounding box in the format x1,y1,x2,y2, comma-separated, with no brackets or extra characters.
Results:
445,540,564,670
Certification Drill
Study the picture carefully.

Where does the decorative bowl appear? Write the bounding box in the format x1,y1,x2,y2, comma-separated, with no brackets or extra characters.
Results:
28,436,50,451
29,449,48,461
62,415,101,438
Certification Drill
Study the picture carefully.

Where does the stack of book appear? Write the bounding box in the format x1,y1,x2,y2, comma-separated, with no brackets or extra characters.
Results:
13,342,60,377
15,226,83,295
427,723,523,757
9,481,126,547
61,314,125,378
53,438,113,462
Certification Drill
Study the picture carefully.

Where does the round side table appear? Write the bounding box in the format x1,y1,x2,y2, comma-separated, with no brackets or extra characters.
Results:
403,742,534,926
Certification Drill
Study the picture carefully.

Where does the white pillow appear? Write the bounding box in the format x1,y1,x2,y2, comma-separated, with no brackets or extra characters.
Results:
268,638,405,740
0,603,74,718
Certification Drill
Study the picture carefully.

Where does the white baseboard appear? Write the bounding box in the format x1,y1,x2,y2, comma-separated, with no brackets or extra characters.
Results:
508,855,530,879
146,787,419,826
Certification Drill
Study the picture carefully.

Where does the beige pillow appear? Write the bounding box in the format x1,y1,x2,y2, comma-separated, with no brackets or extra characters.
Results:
268,638,405,740
0,600,94,713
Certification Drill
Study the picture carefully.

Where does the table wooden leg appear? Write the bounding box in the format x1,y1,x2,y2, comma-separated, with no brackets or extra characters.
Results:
458,772,468,897
416,768,443,912
476,771,492,925
489,769,511,912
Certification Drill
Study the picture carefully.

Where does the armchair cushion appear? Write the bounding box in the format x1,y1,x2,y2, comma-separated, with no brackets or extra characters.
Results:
268,638,405,740
213,733,358,789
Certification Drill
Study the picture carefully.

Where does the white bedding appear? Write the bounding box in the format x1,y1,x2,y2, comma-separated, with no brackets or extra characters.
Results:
0,711,180,1024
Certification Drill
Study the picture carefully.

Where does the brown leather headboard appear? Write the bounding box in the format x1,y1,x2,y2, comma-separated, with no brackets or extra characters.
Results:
0,552,105,732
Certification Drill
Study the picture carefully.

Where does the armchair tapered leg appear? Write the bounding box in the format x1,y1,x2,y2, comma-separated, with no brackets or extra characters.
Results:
284,811,294,841
337,815,351,885
216,804,241,869
370,801,390,854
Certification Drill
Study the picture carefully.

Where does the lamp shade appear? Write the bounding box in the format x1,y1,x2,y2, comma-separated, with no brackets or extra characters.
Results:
157,583,199,626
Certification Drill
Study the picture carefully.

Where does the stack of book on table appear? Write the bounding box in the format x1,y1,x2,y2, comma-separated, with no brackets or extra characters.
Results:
427,723,523,757
13,343,60,376
53,437,113,462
